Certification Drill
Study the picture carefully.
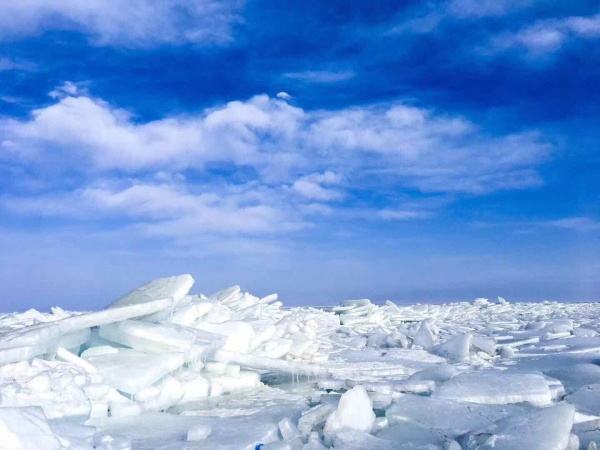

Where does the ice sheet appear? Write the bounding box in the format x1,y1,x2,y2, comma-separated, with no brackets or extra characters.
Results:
434,370,555,406
2,275,600,449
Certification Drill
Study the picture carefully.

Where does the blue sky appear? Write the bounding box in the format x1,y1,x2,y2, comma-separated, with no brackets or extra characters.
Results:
0,0,599,311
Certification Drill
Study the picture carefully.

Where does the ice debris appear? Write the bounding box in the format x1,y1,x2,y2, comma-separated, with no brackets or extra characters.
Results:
1,275,600,448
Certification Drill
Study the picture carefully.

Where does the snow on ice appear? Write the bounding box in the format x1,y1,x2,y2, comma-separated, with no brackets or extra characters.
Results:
0,274,599,448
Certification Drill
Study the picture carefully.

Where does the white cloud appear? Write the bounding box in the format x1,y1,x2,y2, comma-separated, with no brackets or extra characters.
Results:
276,92,292,100
1,93,304,173
0,0,241,47
0,79,550,248
565,15,600,38
307,106,548,194
0,85,552,244
291,171,343,201
390,3,599,60
0,180,305,237
492,13,600,55
1,86,550,196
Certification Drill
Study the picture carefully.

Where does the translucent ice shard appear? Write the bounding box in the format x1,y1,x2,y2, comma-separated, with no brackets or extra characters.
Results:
109,274,194,309
83,349,186,395
412,321,436,349
324,385,376,435
433,333,472,362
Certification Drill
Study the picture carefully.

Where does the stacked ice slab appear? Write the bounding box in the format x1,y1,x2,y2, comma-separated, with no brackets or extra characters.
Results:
0,275,336,426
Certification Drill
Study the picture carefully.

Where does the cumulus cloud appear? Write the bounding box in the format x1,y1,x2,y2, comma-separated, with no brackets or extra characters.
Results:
0,0,241,47
1,93,304,173
1,87,550,195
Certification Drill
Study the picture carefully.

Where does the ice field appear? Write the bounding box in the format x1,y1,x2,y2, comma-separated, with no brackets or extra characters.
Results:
1,275,600,449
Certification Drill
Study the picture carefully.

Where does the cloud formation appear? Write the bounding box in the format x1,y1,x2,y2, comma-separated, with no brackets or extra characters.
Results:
0,0,241,47
390,0,533,34
0,85,551,244
492,13,600,55
291,172,343,201
1,88,550,192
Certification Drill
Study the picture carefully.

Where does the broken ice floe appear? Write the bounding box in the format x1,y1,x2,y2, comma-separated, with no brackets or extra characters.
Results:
1,277,600,448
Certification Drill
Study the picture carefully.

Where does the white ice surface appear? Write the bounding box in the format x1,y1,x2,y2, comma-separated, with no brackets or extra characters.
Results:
2,276,600,449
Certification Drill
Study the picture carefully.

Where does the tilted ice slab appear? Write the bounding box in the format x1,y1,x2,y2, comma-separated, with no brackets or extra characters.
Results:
83,349,186,395
0,275,196,365
109,274,194,309
433,370,555,406
98,319,214,359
